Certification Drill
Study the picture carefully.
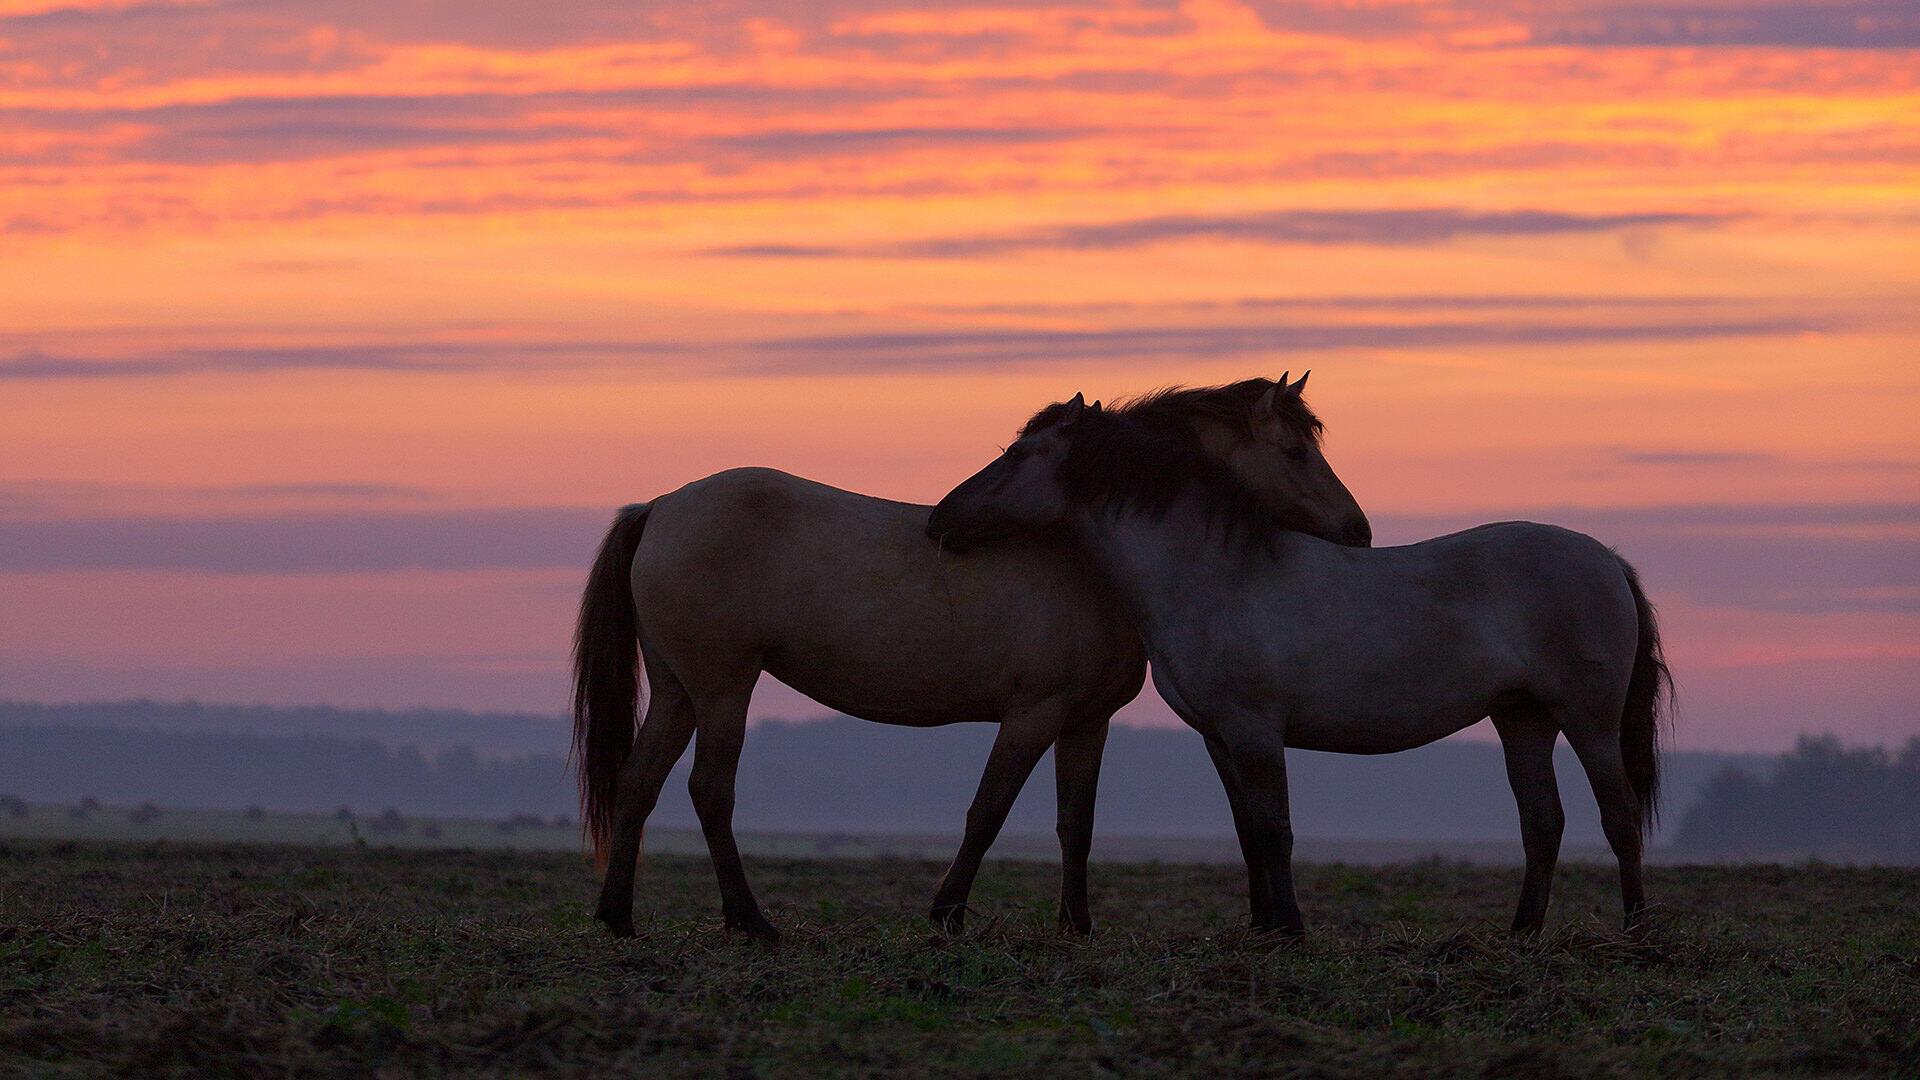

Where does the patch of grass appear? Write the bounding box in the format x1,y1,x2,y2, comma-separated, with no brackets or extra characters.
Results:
0,840,1915,1077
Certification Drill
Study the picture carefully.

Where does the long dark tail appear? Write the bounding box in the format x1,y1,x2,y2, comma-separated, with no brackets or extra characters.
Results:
571,503,651,862
1615,553,1674,836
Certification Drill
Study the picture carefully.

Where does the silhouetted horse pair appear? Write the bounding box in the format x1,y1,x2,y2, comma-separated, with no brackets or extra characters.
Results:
574,376,1670,942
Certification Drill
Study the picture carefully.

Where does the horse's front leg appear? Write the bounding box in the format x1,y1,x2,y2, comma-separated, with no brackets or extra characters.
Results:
1052,712,1111,935
1202,733,1274,927
929,711,1059,933
1220,731,1304,938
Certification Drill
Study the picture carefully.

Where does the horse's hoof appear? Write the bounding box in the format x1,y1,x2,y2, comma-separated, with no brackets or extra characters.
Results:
928,904,966,935
1248,925,1307,948
727,915,783,947
597,913,636,939
1057,912,1093,937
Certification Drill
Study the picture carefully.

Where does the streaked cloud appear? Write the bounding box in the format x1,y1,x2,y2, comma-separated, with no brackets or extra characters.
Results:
1614,449,1777,467
1383,501,1920,533
0,339,691,379
1529,0,1920,49
5,502,1911,620
750,315,1829,370
1240,0,1920,49
706,126,1101,159
0,310,1831,380
923,294,1732,316
704,207,1725,258
0,508,608,573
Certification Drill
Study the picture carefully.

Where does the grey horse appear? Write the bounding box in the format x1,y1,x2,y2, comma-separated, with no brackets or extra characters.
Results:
929,388,1671,937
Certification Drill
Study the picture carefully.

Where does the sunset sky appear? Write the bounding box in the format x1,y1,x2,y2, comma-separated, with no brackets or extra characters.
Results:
1,0,1915,750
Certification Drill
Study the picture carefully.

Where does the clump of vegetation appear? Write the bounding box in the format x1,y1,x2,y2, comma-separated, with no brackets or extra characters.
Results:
496,813,548,833
1675,735,1920,862
369,808,409,836
244,805,267,821
127,802,162,825
0,795,27,819
334,806,354,822
1,842,1914,1077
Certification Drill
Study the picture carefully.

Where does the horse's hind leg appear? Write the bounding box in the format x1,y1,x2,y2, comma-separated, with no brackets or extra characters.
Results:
1052,711,1112,935
929,708,1060,933
1562,716,1647,932
686,686,780,944
1491,702,1564,934
594,660,697,937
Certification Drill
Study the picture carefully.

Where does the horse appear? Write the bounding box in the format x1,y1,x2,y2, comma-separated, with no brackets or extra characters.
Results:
927,391,1672,937
575,375,1373,942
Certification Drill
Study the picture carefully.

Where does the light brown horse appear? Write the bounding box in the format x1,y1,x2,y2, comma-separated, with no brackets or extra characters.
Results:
574,376,1370,942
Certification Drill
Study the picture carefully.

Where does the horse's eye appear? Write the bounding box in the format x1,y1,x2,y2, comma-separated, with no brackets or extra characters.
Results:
1285,446,1309,462
1005,444,1030,460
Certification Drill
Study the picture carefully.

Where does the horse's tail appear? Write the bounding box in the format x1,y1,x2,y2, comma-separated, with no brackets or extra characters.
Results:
1615,552,1673,836
572,503,651,865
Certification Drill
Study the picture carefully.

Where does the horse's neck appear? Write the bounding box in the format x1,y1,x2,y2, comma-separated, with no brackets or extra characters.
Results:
1070,497,1290,634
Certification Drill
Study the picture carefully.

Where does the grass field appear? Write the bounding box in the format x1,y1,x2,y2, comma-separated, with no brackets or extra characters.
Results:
3,840,1916,1078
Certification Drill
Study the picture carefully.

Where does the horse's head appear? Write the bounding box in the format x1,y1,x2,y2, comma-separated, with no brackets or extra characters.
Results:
928,375,1370,551
1184,372,1370,548
928,394,1091,551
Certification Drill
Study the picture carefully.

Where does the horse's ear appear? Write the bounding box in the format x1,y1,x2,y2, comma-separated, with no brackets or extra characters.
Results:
1062,392,1086,422
1089,399,1103,413
1256,379,1284,416
1286,370,1310,398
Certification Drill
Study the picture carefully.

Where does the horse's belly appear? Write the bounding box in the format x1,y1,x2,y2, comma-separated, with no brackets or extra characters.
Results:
767,600,1138,724
765,637,1021,724
1256,625,1515,753
1285,707,1486,755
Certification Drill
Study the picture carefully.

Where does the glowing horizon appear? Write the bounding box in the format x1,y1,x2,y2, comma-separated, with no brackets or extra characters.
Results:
1,0,1915,750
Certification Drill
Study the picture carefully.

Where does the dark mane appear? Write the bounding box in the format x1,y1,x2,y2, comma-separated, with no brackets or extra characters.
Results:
1013,378,1327,546
1020,396,1289,547
1017,377,1322,444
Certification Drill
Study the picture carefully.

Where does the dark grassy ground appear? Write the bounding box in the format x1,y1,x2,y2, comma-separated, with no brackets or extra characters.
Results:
3,841,1916,1078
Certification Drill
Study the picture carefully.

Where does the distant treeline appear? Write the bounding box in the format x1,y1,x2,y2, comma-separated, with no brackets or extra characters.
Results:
1673,735,1920,862
0,698,566,758
0,701,1765,846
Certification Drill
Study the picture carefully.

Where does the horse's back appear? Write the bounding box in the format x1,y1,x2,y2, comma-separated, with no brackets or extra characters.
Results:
631,468,1142,721
1410,520,1639,695
1420,521,1630,604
